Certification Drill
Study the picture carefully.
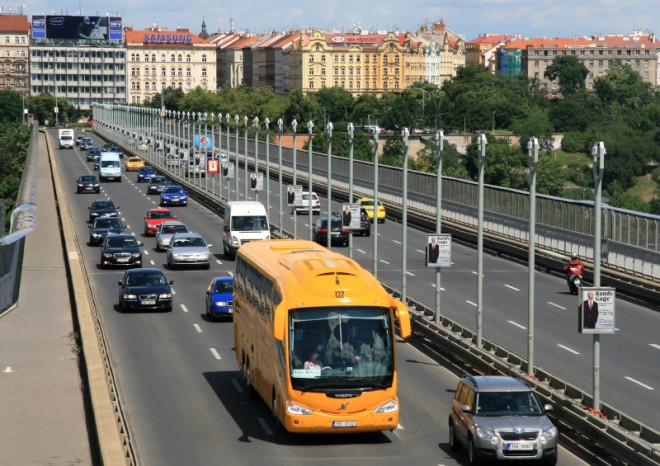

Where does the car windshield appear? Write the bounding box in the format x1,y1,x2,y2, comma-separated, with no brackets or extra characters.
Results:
475,391,544,416
151,177,167,183
94,218,121,228
172,237,206,248
129,158,141,163
288,307,394,391
161,224,187,234
148,211,173,219
101,160,120,168
80,176,96,182
106,237,137,248
164,187,184,194
93,201,115,209
126,273,166,286
231,215,268,231
213,280,233,293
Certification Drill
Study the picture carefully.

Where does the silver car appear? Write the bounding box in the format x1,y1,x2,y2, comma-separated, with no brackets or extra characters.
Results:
166,232,211,269
156,221,189,251
449,375,558,465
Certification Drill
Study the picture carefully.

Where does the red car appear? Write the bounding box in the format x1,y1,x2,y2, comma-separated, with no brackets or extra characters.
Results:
143,208,178,236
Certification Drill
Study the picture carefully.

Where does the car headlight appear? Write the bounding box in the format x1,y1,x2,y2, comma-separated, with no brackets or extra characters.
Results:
231,236,239,247
373,398,398,414
102,253,112,258
122,293,137,300
92,232,102,237
540,425,558,444
77,183,83,187
215,301,228,306
131,253,141,258
286,401,313,416
158,293,172,299
475,425,497,443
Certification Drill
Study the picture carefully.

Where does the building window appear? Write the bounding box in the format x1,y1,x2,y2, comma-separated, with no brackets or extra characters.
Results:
202,68,207,77
178,67,183,76
202,54,207,62
171,54,175,61
310,82,314,89
309,69,314,75
161,54,166,62
186,54,191,62
186,68,191,77
321,68,326,75
321,55,326,62
334,56,338,63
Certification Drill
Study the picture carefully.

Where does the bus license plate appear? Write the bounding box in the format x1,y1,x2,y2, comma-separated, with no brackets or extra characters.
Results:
141,300,156,305
507,443,533,450
332,421,356,428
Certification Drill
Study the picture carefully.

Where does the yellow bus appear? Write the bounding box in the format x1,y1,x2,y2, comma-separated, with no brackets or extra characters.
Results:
234,239,411,433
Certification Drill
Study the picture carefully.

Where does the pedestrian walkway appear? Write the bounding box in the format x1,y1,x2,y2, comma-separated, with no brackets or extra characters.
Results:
0,132,91,465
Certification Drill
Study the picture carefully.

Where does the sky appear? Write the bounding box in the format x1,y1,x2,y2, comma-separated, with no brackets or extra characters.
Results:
21,0,660,41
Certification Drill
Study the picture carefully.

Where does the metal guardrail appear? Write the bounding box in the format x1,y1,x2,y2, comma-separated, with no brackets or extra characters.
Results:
94,121,660,465
0,122,38,315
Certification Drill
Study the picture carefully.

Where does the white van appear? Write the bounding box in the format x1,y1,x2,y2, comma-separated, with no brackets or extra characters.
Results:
58,129,75,149
222,201,270,259
98,152,122,182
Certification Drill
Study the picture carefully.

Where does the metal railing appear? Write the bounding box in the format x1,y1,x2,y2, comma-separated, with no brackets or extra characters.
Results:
0,122,38,316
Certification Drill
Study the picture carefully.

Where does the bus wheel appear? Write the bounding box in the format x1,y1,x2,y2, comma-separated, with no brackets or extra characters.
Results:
243,360,256,399
272,390,284,432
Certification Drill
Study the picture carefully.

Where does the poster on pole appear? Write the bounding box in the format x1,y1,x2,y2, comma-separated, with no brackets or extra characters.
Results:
286,185,303,206
221,162,234,179
578,287,616,334
250,173,264,191
426,234,452,267
207,159,219,174
341,203,361,230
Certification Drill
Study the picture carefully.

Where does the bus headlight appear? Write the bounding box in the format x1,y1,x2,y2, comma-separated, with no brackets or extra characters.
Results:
373,398,398,414
286,401,313,416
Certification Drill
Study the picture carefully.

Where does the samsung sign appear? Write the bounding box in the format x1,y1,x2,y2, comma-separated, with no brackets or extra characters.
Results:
144,33,193,45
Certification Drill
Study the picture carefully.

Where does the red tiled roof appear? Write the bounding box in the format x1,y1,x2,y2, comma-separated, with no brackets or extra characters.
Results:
0,15,30,33
503,38,589,49
467,34,513,45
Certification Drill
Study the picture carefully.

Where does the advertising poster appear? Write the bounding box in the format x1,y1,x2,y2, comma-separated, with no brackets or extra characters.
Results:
286,185,303,206
426,234,452,267
207,159,219,174
41,15,122,41
194,134,213,152
250,173,264,191
341,203,361,230
221,162,234,179
578,287,616,334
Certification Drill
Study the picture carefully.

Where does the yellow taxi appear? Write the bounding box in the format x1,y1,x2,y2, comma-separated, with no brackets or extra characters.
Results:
125,156,145,171
358,197,386,223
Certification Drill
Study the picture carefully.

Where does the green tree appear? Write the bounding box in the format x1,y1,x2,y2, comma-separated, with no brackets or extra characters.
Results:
547,92,600,132
283,89,321,131
310,87,354,125
414,139,468,179
0,90,24,123
465,136,527,188
594,60,654,109
510,107,555,152
544,56,589,95
307,130,374,161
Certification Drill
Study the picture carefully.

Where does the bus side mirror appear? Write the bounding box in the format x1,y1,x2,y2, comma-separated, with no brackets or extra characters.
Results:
273,304,285,341
394,301,411,339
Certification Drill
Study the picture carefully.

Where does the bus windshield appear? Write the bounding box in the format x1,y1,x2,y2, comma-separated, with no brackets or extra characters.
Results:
289,306,394,391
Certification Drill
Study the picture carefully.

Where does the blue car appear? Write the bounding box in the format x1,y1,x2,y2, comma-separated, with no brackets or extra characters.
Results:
160,185,188,206
205,276,234,321
137,165,156,182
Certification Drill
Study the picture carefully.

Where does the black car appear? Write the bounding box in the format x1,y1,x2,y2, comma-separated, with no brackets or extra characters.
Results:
137,165,157,182
88,199,119,223
86,146,101,162
89,216,125,246
312,216,349,246
76,174,100,194
355,207,371,237
117,268,174,312
147,176,170,194
100,233,143,268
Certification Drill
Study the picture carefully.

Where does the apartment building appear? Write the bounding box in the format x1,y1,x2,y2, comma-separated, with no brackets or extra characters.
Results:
125,25,216,104
411,20,466,87
0,14,30,96
466,34,513,73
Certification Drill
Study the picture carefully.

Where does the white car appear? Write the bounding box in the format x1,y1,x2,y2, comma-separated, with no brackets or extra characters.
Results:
156,221,189,251
292,191,321,215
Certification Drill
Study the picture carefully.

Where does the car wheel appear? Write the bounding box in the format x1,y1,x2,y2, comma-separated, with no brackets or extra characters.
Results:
77,188,81,193
366,229,371,237
467,437,481,466
543,452,558,466
449,422,460,452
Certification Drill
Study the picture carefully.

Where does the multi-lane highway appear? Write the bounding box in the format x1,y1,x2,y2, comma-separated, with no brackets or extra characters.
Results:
52,128,655,464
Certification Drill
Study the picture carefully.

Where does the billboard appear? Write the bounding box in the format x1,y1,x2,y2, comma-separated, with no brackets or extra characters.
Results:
32,15,123,41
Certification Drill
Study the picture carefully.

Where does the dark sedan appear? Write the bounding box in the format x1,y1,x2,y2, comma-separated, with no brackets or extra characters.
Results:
86,147,101,162
88,199,119,223
312,216,349,246
89,216,125,246
76,174,100,194
100,233,143,268
137,166,157,182
147,176,170,194
117,268,174,312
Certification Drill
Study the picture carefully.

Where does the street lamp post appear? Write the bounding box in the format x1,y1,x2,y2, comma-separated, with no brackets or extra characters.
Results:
591,141,606,411
307,120,314,240
372,126,380,277
434,130,444,324
277,119,284,234
264,118,270,215
292,119,298,238
476,133,487,348
244,115,249,199
234,115,239,201
347,123,355,259
253,116,259,202
226,114,231,201
326,122,333,248
527,137,539,376
401,127,410,303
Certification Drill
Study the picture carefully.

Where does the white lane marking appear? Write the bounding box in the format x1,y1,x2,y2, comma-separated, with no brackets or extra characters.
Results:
125,224,131,229
171,288,176,295
380,259,390,265
357,249,366,254
624,377,654,391
650,344,660,351
466,300,477,307
471,271,478,275
215,259,222,265
547,302,566,310
210,348,222,360
430,284,446,291
143,250,149,255
3,367,13,373
257,417,274,436
392,240,402,245
180,304,188,313
150,260,155,266
505,284,520,291
557,344,580,355
396,423,404,430
231,378,244,393
193,324,202,334
508,320,526,330
416,249,424,254
228,271,234,276
406,271,415,277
